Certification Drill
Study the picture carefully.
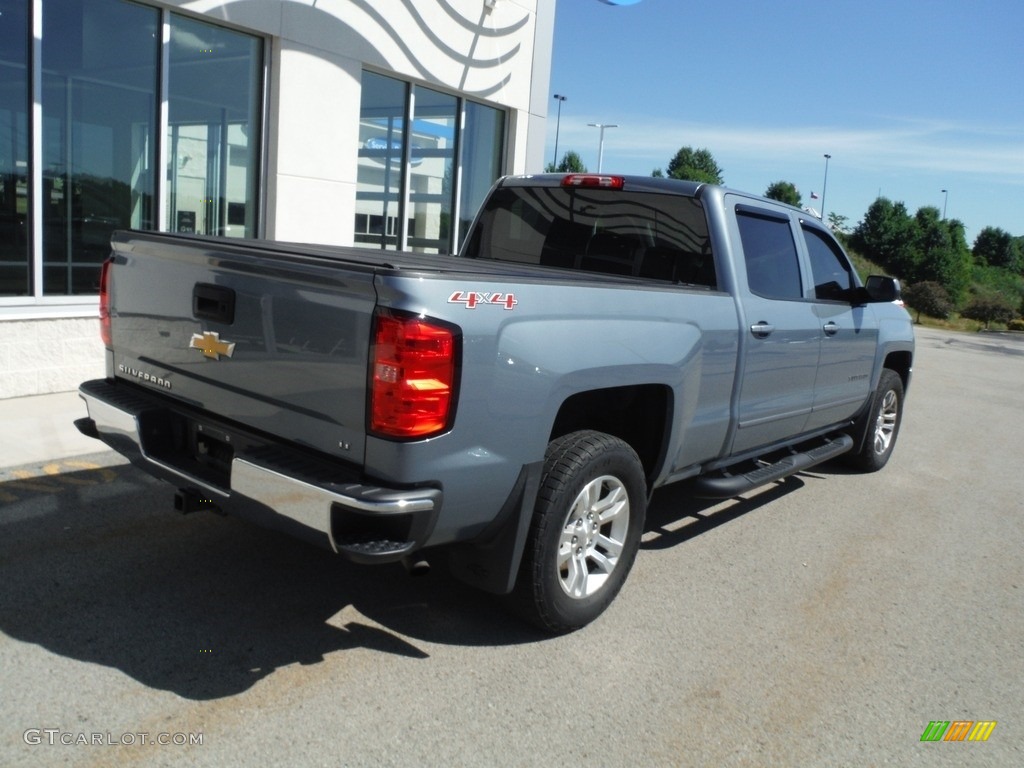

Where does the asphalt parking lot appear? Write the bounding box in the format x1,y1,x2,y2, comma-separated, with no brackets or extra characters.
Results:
1,326,1021,767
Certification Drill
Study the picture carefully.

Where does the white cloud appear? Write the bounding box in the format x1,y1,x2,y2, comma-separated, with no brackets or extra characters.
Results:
551,114,1024,181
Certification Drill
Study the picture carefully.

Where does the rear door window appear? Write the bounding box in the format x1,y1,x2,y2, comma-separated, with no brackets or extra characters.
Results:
736,208,803,300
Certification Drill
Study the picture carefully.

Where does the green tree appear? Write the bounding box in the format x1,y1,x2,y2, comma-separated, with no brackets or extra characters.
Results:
850,197,917,277
972,226,1022,271
664,146,724,185
764,181,801,207
961,292,1017,329
910,208,972,303
827,212,850,234
902,281,953,322
545,150,587,173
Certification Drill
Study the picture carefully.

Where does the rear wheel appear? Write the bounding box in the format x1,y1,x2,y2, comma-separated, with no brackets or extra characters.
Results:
847,369,904,472
512,430,646,633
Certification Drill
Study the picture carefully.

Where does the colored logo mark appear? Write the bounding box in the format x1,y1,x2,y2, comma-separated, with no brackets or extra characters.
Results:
920,721,997,742
189,331,236,360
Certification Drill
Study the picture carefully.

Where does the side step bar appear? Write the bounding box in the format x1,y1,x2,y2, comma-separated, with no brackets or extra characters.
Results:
691,434,853,499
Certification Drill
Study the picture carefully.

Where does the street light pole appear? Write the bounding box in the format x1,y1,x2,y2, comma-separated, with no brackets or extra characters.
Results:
941,189,948,219
588,123,618,172
821,153,831,222
552,94,567,169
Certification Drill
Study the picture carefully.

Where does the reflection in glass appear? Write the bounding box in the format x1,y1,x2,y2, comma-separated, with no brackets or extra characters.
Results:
356,71,407,251
356,73,506,255
408,86,456,254
167,15,262,238
41,0,158,295
0,0,29,295
458,101,504,251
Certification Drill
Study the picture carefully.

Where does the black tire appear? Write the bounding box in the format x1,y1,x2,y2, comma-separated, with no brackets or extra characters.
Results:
847,368,905,472
512,430,647,633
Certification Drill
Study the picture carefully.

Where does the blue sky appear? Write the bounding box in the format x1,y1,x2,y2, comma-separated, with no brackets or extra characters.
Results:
543,0,1023,243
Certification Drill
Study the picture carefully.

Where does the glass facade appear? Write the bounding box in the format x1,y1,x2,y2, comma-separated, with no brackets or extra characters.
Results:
1,0,263,302
0,0,30,295
42,0,159,295
356,71,505,255
5,4,509,301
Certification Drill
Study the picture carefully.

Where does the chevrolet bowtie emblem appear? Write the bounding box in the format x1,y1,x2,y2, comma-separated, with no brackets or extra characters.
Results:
189,331,236,360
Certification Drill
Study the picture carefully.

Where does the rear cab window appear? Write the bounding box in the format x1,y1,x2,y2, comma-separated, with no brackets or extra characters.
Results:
459,181,717,289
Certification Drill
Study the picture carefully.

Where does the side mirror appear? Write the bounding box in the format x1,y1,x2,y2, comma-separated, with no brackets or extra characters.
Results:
853,275,901,305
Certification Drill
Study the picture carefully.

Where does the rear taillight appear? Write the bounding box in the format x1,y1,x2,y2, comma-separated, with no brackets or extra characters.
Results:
99,258,113,348
370,309,459,439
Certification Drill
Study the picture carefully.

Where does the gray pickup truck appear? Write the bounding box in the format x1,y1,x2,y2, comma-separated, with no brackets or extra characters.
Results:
77,173,914,632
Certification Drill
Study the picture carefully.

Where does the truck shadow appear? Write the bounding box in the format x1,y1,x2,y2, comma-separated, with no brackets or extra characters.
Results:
0,462,814,700
643,475,805,550
0,463,537,701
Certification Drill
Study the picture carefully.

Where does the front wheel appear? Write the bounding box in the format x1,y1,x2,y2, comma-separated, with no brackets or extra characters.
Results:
512,430,647,633
847,368,905,472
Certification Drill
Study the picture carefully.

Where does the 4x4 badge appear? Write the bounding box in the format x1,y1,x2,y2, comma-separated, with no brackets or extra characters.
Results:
190,331,236,360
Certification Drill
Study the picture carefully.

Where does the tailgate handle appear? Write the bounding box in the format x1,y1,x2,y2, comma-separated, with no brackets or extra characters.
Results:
193,283,235,324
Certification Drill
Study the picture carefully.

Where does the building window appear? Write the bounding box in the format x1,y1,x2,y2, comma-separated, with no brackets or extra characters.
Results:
458,101,504,249
407,85,456,254
41,0,159,296
0,0,29,296
0,0,263,304
356,71,504,255
167,15,262,238
356,71,406,251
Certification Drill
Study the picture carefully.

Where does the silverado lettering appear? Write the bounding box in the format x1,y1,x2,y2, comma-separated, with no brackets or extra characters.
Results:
117,364,172,390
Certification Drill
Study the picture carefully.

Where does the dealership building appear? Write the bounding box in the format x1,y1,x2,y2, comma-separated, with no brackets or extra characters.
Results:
0,0,555,398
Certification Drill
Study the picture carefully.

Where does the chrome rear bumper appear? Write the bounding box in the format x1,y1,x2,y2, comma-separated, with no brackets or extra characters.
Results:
77,379,440,562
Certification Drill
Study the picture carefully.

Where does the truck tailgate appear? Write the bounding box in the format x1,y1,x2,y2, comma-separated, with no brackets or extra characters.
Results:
107,231,378,465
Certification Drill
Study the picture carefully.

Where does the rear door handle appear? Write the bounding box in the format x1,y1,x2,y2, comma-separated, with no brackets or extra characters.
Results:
750,322,775,338
823,321,839,336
